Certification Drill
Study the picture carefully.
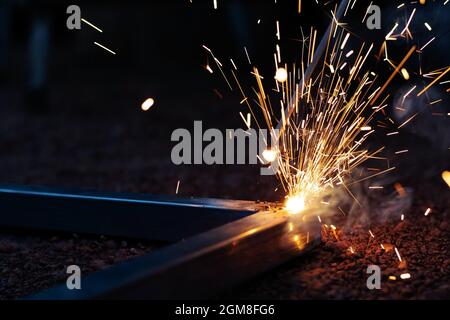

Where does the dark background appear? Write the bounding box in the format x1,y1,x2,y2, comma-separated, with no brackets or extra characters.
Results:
0,0,449,200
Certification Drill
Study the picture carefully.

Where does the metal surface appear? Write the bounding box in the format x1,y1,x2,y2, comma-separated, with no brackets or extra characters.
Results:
27,208,321,300
0,185,262,242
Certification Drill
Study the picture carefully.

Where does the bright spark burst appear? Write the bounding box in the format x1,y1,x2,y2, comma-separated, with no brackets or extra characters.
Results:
204,1,449,216
285,195,306,214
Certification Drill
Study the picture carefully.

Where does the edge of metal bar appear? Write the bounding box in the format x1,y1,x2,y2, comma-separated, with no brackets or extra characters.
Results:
26,208,321,300
0,185,268,242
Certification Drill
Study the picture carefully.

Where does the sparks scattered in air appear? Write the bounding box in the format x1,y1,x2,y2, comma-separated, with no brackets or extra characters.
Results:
199,0,449,291
202,0,449,217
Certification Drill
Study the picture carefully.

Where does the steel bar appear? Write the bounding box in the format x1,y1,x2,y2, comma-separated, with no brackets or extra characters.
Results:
0,185,321,299
27,207,321,300
0,185,260,242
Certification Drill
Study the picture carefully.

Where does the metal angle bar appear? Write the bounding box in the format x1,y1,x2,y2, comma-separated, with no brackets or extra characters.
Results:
0,185,262,242
27,208,321,300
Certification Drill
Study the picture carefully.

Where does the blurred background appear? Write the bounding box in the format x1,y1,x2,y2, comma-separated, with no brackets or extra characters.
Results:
0,0,449,201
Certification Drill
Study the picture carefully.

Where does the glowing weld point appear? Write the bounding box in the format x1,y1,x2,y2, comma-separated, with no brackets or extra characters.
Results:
275,67,288,83
141,98,155,111
285,195,305,214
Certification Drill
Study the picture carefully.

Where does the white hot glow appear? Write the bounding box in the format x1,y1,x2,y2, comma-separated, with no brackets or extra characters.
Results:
285,195,305,214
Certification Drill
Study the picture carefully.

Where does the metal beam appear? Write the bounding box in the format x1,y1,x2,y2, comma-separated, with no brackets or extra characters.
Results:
27,208,321,299
0,185,321,299
0,185,261,242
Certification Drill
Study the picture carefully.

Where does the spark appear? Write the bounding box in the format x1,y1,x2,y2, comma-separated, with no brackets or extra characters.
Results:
370,46,416,106
205,65,214,74
386,23,399,40
175,180,181,194
401,68,410,80
94,42,116,55
430,99,442,105
369,230,375,238
389,276,397,281
400,9,416,35
288,222,294,232
400,273,411,280
417,66,450,96
262,149,278,163
420,37,435,51
341,32,350,50
398,113,418,129
424,23,432,31
244,46,252,65
230,59,238,70
81,18,103,33
442,171,450,188
424,208,431,216
387,131,399,136
395,247,402,262
141,98,155,111
275,68,288,83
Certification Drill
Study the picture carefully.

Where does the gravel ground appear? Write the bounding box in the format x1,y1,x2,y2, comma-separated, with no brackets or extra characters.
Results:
0,232,158,300
227,181,450,300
